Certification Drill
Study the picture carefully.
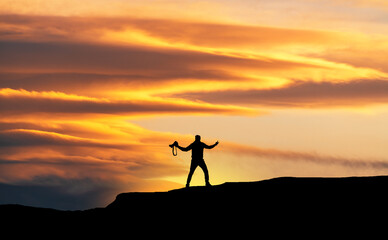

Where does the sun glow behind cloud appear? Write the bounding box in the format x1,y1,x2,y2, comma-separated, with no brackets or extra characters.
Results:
1,0,388,209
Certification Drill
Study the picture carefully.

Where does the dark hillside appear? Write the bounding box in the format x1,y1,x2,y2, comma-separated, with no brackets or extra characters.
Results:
2,176,387,234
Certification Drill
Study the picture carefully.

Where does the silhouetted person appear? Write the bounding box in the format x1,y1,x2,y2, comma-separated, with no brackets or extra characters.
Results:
174,135,219,187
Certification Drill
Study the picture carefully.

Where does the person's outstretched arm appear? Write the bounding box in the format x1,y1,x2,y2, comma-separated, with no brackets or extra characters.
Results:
176,143,193,152
204,141,219,149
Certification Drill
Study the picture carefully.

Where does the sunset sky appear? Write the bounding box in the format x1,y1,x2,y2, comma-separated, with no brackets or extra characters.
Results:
1,0,388,210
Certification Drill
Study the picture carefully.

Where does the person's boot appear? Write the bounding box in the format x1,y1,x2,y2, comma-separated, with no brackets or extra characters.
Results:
186,183,190,188
206,181,212,187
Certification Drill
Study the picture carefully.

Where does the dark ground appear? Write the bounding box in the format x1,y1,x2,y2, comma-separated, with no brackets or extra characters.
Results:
1,176,387,236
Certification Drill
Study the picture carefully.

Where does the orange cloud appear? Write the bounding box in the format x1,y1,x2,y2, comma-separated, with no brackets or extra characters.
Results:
1,14,386,96
171,79,388,108
0,39,317,75
102,18,339,48
0,118,189,208
0,128,133,149
0,88,255,116
0,14,337,46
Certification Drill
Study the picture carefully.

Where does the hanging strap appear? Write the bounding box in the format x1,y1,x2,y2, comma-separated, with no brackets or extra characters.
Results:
171,145,177,156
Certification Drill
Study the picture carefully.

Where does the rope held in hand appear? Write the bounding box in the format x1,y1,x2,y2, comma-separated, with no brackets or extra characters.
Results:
169,141,178,156
171,145,177,156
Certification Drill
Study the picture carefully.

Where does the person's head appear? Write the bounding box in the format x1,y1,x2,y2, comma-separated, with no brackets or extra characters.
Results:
195,135,201,142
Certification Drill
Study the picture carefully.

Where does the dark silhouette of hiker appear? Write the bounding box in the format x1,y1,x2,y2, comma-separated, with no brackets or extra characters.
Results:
174,135,219,187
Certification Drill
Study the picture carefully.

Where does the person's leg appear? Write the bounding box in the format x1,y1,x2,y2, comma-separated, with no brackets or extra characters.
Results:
198,160,210,186
186,160,198,187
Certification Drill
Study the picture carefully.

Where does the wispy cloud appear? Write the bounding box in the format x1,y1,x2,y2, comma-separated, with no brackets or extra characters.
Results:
171,79,388,108
0,119,188,209
0,88,255,116
223,142,388,170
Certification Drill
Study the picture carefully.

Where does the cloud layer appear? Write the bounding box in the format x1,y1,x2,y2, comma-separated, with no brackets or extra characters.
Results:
0,88,254,117
172,80,388,108
1,1,388,210
223,142,388,170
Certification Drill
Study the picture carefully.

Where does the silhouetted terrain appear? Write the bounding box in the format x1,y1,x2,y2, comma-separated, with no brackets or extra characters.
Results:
1,176,387,233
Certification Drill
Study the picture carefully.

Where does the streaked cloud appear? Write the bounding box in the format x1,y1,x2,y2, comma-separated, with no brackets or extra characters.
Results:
0,88,256,116
222,142,388,170
0,119,188,209
171,79,388,108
